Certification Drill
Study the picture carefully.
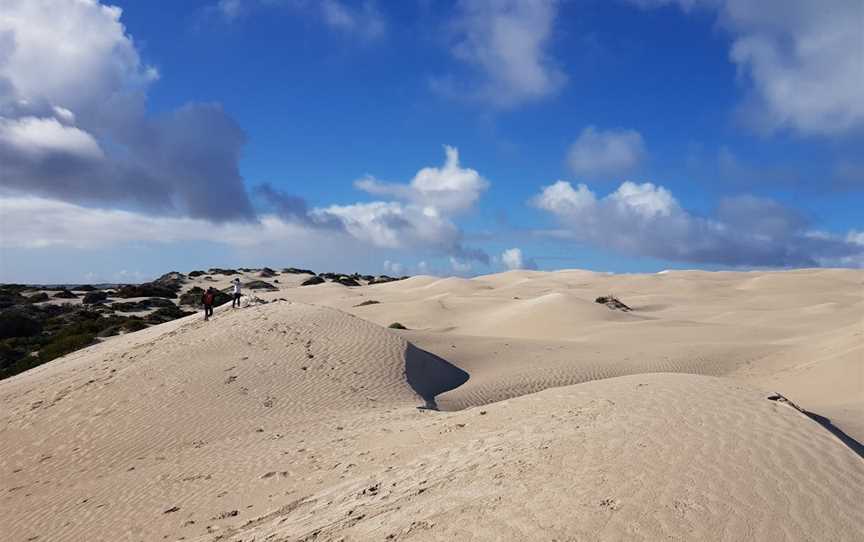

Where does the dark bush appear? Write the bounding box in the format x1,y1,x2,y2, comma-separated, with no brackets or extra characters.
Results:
153,271,186,289
179,287,204,305
388,322,407,330
283,267,315,275
211,291,232,306
97,325,122,338
82,291,108,304
53,289,78,299
110,301,143,312
26,292,49,303
369,275,398,285
301,276,325,286
123,319,148,333
335,276,361,287
146,306,194,324
188,270,206,277
0,287,27,309
209,268,239,275
0,284,29,294
115,283,177,299
244,280,278,291
39,333,96,362
0,311,43,339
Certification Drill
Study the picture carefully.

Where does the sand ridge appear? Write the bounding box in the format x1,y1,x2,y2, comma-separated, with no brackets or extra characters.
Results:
1,268,862,541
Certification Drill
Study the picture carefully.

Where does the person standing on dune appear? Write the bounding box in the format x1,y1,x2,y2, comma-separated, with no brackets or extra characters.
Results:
231,278,242,308
202,287,215,321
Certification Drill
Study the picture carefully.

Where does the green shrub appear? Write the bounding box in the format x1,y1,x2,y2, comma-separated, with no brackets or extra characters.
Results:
124,319,148,333
0,311,43,339
38,333,96,362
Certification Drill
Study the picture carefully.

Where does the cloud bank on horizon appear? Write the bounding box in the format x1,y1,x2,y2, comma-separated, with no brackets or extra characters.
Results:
0,0,862,282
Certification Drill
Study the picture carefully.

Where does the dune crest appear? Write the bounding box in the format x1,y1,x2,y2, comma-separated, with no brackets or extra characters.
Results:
2,268,863,541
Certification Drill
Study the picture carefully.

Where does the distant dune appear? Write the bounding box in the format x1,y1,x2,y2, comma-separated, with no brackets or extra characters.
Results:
1,268,862,541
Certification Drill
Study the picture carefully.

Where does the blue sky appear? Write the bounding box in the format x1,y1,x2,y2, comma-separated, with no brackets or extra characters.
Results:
1,0,862,283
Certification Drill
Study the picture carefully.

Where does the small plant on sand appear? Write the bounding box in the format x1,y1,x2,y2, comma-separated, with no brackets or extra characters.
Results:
388,322,407,330
595,293,632,312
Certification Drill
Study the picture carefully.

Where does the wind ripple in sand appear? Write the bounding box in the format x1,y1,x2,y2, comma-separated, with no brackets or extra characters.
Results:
2,268,863,541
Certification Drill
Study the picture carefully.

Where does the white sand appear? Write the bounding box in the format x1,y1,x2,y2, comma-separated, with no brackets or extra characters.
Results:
1,268,862,541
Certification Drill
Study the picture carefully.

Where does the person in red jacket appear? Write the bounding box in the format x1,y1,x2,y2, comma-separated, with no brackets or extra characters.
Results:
202,287,215,321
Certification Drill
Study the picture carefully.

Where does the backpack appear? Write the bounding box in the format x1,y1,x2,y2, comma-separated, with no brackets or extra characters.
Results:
203,292,214,305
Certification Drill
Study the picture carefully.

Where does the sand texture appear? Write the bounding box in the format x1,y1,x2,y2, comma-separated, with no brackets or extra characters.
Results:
1,268,862,541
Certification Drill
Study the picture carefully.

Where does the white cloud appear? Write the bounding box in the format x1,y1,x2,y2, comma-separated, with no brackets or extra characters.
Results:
532,180,864,267
0,116,103,160
0,196,293,249
312,200,462,251
0,193,482,262
567,126,646,179
210,0,386,40
628,0,864,135
382,260,403,275
0,1,158,116
0,0,254,221
501,247,537,270
355,146,489,214
320,0,386,40
216,0,244,20
435,0,565,107
1,143,491,264
449,256,473,274
531,179,596,215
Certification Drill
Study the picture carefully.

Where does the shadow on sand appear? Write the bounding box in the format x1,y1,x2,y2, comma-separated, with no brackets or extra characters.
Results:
405,343,469,410
767,394,863,459
802,410,864,459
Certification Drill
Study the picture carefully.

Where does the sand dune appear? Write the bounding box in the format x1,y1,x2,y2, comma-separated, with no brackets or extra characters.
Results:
1,268,862,541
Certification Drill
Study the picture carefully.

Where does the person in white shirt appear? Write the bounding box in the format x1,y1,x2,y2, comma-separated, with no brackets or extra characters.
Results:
231,278,241,308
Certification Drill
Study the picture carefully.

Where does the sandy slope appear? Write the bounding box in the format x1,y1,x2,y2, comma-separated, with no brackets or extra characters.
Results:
282,268,863,438
1,268,862,541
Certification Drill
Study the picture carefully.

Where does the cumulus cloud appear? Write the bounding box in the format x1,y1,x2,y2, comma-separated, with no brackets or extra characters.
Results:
355,146,489,214
501,247,537,270
0,116,103,160
628,0,864,135
1,143,489,265
532,180,864,267
434,0,565,108
312,201,462,251
0,195,494,274
256,146,491,261
567,126,646,179
0,0,255,221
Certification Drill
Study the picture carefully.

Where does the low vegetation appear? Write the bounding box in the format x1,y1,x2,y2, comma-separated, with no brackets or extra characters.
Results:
0,305,151,379
1,266,409,380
